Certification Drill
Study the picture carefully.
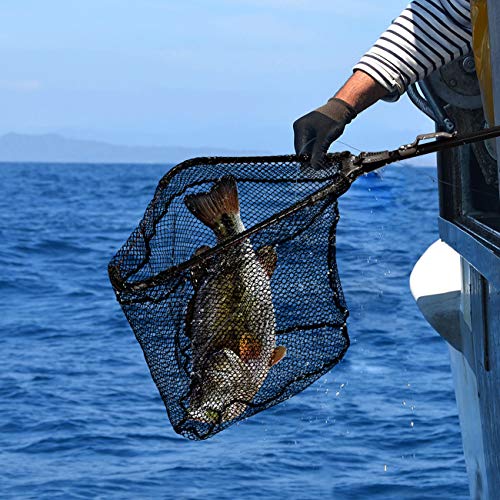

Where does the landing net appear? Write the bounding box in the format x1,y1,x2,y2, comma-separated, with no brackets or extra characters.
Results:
109,154,350,440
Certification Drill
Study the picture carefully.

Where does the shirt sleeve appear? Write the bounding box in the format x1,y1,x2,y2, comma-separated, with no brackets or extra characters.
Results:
353,0,472,101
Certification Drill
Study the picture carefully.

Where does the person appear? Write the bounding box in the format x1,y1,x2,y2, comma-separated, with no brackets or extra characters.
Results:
293,0,473,170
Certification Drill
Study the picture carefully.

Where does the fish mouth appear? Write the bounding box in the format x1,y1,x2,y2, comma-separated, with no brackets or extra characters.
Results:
188,401,251,424
188,348,260,423
187,407,221,424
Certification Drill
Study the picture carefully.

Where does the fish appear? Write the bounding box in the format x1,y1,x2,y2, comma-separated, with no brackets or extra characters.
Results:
184,175,286,423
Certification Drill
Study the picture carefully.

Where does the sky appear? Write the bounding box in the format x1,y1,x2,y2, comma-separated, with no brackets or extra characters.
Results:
0,0,435,155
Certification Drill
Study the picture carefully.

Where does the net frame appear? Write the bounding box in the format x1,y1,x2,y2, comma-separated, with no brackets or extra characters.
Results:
109,153,353,440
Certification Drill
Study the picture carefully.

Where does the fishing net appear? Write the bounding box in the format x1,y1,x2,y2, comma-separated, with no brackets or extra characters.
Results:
109,154,351,440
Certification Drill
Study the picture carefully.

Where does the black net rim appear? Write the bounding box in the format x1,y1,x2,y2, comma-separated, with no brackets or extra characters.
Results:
108,152,354,294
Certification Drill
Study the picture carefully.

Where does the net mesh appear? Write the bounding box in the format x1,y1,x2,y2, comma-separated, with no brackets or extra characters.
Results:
109,154,351,440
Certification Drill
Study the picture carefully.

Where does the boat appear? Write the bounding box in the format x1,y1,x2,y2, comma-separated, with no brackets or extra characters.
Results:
408,3,500,498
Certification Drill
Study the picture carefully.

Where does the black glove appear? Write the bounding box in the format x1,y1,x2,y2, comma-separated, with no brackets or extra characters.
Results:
293,98,357,170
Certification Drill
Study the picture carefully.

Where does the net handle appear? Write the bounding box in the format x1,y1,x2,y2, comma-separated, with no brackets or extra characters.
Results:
355,125,500,172
110,126,500,293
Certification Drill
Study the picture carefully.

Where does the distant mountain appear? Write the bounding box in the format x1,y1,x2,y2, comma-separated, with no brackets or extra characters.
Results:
0,133,267,164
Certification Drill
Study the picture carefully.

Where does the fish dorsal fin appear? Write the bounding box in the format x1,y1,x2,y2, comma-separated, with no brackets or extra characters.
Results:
184,175,239,230
257,246,277,278
269,346,286,367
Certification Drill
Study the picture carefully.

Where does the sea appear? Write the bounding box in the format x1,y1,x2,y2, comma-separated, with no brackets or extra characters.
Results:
0,163,469,499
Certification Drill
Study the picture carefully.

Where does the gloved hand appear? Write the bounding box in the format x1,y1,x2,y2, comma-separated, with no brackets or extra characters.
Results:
293,98,357,170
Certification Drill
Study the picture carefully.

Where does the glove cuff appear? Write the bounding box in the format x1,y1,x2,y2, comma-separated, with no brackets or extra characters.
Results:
315,98,357,125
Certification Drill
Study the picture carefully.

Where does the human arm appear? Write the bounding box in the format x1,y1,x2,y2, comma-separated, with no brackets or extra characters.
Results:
293,71,388,169
294,0,473,169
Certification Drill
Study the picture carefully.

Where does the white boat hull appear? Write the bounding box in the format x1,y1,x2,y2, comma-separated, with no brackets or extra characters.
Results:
410,240,499,499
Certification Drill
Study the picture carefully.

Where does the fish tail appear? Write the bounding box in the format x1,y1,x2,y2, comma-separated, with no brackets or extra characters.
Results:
184,175,240,233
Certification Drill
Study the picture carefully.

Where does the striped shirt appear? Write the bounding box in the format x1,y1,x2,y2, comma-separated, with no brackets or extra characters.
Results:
353,0,472,100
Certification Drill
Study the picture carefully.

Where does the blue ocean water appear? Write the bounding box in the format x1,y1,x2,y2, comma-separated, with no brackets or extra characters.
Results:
0,163,468,499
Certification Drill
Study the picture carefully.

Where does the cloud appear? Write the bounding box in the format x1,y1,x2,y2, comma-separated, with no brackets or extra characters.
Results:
0,80,41,92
